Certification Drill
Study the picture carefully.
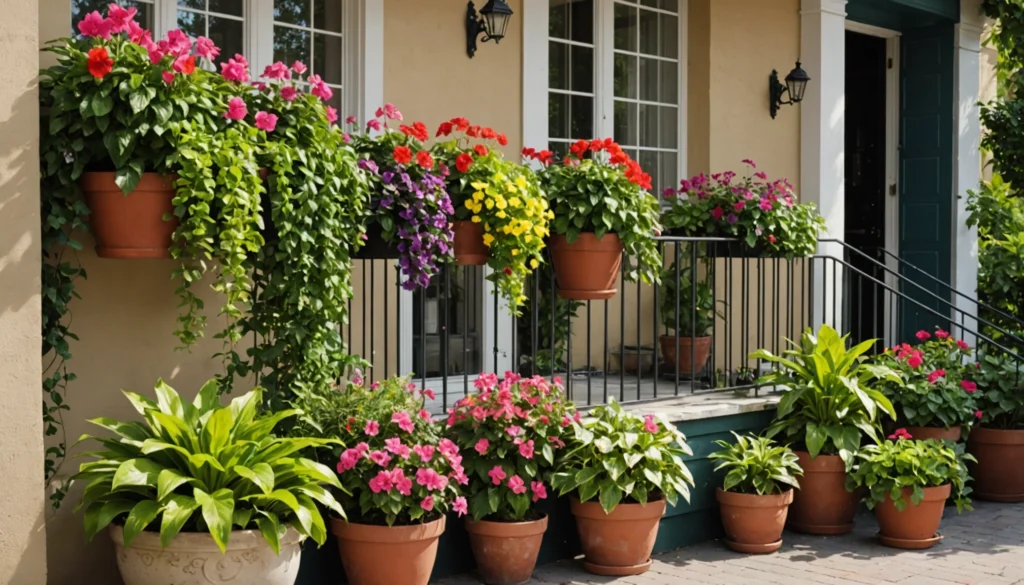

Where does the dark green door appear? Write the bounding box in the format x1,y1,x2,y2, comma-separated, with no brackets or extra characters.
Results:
899,23,954,341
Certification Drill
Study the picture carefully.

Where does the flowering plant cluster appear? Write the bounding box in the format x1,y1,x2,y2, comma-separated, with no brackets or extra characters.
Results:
530,138,663,285
445,373,577,521
661,161,826,258
974,352,1024,429
434,119,551,311
875,328,980,430
348,106,454,290
551,399,694,514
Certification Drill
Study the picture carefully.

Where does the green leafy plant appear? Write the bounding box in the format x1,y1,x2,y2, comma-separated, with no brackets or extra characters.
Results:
753,325,899,463
551,399,694,514
847,433,974,513
709,433,803,495
71,378,344,553
975,352,1024,428
659,257,721,337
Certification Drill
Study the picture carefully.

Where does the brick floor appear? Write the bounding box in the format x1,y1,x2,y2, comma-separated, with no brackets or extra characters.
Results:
435,502,1024,585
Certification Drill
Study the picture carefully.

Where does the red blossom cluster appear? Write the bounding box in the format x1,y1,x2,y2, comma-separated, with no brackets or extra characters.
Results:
528,138,652,190
399,121,429,142
433,117,508,176
888,428,914,441
521,147,555,166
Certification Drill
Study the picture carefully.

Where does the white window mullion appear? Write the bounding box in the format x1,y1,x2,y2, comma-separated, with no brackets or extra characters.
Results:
595,0,616,139
522,0,549,151
155,0,177,39
676,0,688,181
250,0,274,76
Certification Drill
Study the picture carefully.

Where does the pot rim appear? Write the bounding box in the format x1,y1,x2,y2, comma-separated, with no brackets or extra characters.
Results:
659,335,713,342
715,487,795,508
550,232,623,249
970,426,1024,445
330,515,446,543
108,524,302,552
80,171,176,190
886,484,952,504
570,496,666,521
465,514,549,537
794,451,847,472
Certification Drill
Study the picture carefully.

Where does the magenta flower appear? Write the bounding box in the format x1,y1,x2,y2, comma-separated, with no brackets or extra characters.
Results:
961,380,978,393
415,467,447,491
252,81,267,91
488,465,507,485
507,475,527,495
291,60,307,74
366,119,382,131
453,496,468,517
474,438,489,455
384,437,411,460
412,444,435,463
759,197,773,211
420,496,434,511
148,47,165,64
742,158,757,168
927,369,946,384
711,206,724,221
390,468,413,495
164,29,192,57
364,420,379,436
438,438,460,459
518,439,535,460
392,411,415,433
220,55,250,82
418,409,431,421
262,61,291,80
254,111,278,132
916,330,931,341
355,441,370,453
957,339,970,351
368,470,393,493
224,97,247,121
280,86,298,101
531,481,548,502
368,450,391,467
976,410,983,420
78,11,112,39
936,329,950,339
733,201,746,212
162,71,174,84
336,448,362,473
195,36,220,61
346,115,357,124
326,105,339,125
106,4,137,33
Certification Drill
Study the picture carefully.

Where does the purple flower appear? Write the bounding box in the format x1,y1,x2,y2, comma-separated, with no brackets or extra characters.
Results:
727,213,738,224
358,159,379,174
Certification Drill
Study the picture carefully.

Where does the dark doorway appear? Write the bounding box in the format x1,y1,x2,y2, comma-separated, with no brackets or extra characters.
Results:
844,30,888,344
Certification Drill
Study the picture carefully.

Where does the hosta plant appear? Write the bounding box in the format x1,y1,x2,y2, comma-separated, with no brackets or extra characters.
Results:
709,433,803,495
551,399,694,513
71,379,344,553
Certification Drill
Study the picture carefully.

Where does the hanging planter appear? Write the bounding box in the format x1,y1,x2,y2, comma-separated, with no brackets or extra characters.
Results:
452,219,487,265
549,233,623,300
80,172,177,259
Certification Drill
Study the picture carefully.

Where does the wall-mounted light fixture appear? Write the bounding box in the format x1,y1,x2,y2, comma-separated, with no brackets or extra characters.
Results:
466,0,514,58
769,61,811,119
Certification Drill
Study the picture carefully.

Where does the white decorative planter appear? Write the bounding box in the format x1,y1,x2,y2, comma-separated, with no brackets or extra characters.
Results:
109,525,304,585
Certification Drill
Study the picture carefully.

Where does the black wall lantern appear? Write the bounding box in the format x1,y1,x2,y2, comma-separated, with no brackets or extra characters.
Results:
769,61,811,119
466,0,514,58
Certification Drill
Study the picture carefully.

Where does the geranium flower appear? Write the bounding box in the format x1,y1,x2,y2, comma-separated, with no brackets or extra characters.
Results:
497,132,508,146
531,481,547,502
291,60,307,74
907,353,923,369
173,55,196,75
393,146,413,165
961,380,977,393
935,329,949,339
162,71,174,84
325,105,339,125
106,4,137,33
927,369,946,384
224,97,247,121
416,150,434,169
418,409,431,421
422,388,436,400
439,438,460,459
474,144,489,157
507,475,527,494
364,420,379,436
220,55,250,82
957,340,970,351
643,414,659,433
392,411,415,433
474,438,489,455
453,496,468,516
86,47,113,79
78,11,112,38
280,86,298,101
916,330,931,341
195,36,220,61
488,465,507,485
262,61,291,80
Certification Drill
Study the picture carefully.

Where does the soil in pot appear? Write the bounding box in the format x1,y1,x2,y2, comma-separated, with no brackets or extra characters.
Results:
659,335,712,375
874,484,951,549
453,220,487,266
332,516,445,585
549,233,623,300
81,171,177,259
787,452,859,535
968,427,1024,502
466,515,548,585
716,488,794,554
905,425,962,442
571,497,665,576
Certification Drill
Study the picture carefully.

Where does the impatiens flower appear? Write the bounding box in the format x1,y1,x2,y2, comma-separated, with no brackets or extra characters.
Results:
369,450,391,467
506,425,522,437
957,339,971,351
976,410,983,420
420,496,435,512
392,411,415,433
643,414,659,434
416,150,434,169
224,97,247,121
383,103,402,120
927,369,946,384
292,60,307,74
518,439,535,459
368,470,393,493
364,420,379,436
561,415,572,427
336,448,362,473
488,465,507,485
961,380,978,393
385,437,411,460
262,61,291,80
474,144,488,157
438,438,459,459
254,111,278,132
252,81,267,91
220,55,250,82
711,206,724,221
733,201,746,212
78,11,112,39
413,444,435,463
531,481,547,502
356,442,370,453
418,409,431,421
195,36,220,61
148,47,165,64
393,146,413,165
308,74,333,101
935,329,949,339
280,85,298,101
453,496,468,517
86,47,114,79
474,438,489,455
106,4,137,33
391,468,413,496
907,353,923,369
162,70,175,84
173,55,196,75
888,428,913,441
325,105,339,125
916,330,931,341
415,467,447,491
507,475,527,495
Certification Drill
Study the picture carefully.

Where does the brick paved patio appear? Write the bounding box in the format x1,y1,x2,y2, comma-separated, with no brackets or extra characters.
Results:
436,502,1024,585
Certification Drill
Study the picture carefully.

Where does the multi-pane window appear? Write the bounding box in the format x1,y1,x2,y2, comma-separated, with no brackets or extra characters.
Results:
273,0,344,112
72,0,155,32
548,0,595,157
177,0,246,61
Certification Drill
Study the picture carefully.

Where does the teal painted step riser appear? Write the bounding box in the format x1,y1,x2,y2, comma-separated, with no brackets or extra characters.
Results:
296,409,775,584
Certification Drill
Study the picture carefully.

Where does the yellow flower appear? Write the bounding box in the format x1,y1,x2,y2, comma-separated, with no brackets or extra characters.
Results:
530,259,539,269
496,210,507,219
511,249,519,256
509,197,522,208
533,225,545,237
473,190,484,202
471,181,488,190
483,233,495,247
464,199,474,210
515,176,528,189
495,196,507,210
471,215,481,223
485,198,495,210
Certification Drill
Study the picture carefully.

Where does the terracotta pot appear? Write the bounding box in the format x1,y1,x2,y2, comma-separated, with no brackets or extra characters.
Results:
968,427,1024,502
81,171,177,258
549,233,623,300
570,497,665,576
905,425,962,442
110,525,303,585
453,220,487,266
466,515,548,585
716,488,794,554
874,484,951,549
787,452,859,535
331,516,445,585
659,335,712,374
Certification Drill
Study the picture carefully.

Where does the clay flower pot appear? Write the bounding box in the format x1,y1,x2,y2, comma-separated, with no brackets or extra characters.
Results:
453,220,487,266
110,525,303,585
787,452,859,535
466,515,548,585
331,516,445,585
80,171,177,259
874,484,951,549
549,233,623,300
659,335,712,375
715,488,794,554
570,497,665,576
968,427,1024,502
905,425,962,442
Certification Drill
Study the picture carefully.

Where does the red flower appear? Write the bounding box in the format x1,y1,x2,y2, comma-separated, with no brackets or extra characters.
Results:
957,339,970,351
568,139,589,158
522,147,535,158
975,410,983,420
935,329,949,339
497,133,508,146
589,138,604,152
961,380,977,393
768,235,777,244
436,121,453,137
916,330,931,341
474,144,488,157
887,428,914,441
503,267,513,276
466,125,481,138
455,153,473,173
711,206,724,221
451,117,470,132
392,145,413,165
416,150,434,169
87,46,113,79
399,122,429,141
480,127,496,139
173,55,196,75
927,369,946,384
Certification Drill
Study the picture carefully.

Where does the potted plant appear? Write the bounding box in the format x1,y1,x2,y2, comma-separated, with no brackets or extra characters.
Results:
709,433,803,554
658,258,722,375
848,430,974,549
445,373,576,585
753,324,899,535
551,399,694,576
529,139,662,300
433,118,551,312
661,160,825,259
70,378,343,585
969,352,1024,501
876,329,979,441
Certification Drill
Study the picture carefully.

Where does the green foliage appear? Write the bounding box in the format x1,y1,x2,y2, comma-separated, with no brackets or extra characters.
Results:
71,379,344,553
846,437,974,513
975,352,1024,428
551,399,694,514
709,432,803,496
658,256,722,336
966,178,1024,343
754,325,899,463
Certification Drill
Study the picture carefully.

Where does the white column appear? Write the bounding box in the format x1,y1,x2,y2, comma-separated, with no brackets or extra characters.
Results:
800,0,847,331
953,0,983,345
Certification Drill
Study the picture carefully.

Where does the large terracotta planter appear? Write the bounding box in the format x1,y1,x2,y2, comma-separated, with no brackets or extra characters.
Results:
874,484,951,549
331,516,445,585
109,525,303,585
466,515,548,585
659,335,712,374
549,233,623,300
453,220,487,265
968,427,1024,502
905,425,962,442
787,452,859,535
716,488,794,554
81,171,177,259
570,497,665,576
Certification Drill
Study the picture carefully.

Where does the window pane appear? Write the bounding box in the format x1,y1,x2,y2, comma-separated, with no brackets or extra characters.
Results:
659,151,677,193
570,45,593,93
209,16,244,62
178,0,203,9
639,151,658,189
177,10,205,38
614,100,637,146
639,9,658,56
659,106,677,149
313,32,343,86
74,0,153,32
613,3,636,51
549,42,569,90
639,104,658,147
314,0,343,33
274,25,310,67
639,57,658,102
659,0,678,11
549,141,570,158
570,95,593,138
659,13,678,58
210,0,243,16
569,0,594,43
660,60,678,103
613,53,636,99
275,0,310,27
549,93,570,139
549,0,568,39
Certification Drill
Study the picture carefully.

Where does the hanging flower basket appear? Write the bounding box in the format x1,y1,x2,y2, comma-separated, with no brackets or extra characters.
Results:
80,171,177,259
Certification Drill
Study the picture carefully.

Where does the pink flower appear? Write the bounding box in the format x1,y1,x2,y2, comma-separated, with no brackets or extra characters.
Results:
173,55,196,75
368,470,393,493
957,340,971,351
308,74,333,101
355,441,370,453
164,29,192,57
291,60,307,74
742,158,757,168
255,111,278,132
507,475,527,495
888,428,913,441
561,415,572,427
961,380,978,393
506,425,522,437
759,197,774,212
364,420,379,436
336,448,362,473
643,414,659,433
453,496,468,517
392,411,415,433
263,61,291,80
907,353,923,369
927,369,946,384
418,409,431,421
252,81,267,91
420,496,435,512
280,86,299,101
220,55,250,82
438,438,459,459
531,481,548,502
106,3,137,33
128,21,149,44
326,105,339,125
474,438,489,455
224,97,247,121
488,465,507,486
416,468,447,491
384,103,402,119
976,410,984,420
77,11,112,39
413,444,435,463
916,330,931,341
162,71,174,84
733,201,746,212
423,388,436,400
518,439,535,459
936,329,950,339
369,450,391,467
148,47,165,64
711,206,724,221
195,36,220,61
385,437,411,460
366,119,382,131
351,369,364,386
391,468,413,495
345,115,357,125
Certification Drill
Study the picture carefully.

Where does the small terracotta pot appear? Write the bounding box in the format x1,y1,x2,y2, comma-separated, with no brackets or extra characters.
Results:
659,335,712,374
570,497,665,576
787,452,859,535
874,484,951,549
466,515,548,585
453,220,487,266
80,171,177,259
331,516,445,585
905,425,962,442
549,233,623,300
968,427,1024,502
716,488,793,554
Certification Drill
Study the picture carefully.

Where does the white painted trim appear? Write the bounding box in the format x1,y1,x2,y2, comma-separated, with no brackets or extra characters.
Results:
884,36,901,346
522,0,548,151
676,0,689,181
844,20,900,39
354,0,385,124
595,1,615,138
